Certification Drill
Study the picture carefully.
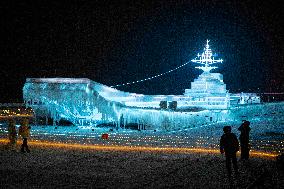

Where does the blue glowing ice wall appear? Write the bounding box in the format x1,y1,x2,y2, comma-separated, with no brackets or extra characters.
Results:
23,78,124,126
23,77,279,129
23,78,230,128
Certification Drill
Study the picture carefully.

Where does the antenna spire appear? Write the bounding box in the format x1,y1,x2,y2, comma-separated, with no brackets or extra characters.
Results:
191,40,223,72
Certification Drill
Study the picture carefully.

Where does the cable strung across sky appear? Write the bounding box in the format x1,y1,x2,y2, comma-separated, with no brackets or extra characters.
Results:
111,61,191,88
111,40,223,88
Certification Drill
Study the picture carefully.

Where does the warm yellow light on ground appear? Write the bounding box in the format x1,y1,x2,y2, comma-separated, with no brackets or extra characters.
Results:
0,139,278,159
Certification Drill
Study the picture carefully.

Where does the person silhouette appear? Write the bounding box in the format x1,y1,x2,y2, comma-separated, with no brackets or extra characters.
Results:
7,119,17,150
18,118,31,153
238,120,251,160
220,126,240,178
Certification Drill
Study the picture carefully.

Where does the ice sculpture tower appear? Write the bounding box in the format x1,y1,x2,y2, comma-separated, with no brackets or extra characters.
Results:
184,40,230,108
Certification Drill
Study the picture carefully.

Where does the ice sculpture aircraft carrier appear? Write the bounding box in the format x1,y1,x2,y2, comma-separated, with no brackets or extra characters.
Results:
23,40,261,128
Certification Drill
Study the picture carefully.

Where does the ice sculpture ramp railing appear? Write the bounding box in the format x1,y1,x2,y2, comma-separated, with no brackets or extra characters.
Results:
23,78,126,125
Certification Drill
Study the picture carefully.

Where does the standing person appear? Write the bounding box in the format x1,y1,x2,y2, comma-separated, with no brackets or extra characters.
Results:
238,120,251,160
220,126,240,178
18,118,31,153
7,119,17,150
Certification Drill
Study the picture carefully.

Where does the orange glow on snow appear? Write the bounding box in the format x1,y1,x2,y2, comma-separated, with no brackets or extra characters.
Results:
0,139,278,159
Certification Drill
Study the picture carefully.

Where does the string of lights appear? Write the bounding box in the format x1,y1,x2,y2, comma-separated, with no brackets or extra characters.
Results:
111,40,222,88
111,61,191,88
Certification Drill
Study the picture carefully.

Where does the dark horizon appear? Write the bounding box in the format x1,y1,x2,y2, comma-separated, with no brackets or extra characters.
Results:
1,0,283,103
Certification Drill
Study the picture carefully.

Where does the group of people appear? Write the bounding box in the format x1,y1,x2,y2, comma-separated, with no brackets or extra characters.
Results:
7,118,31,153
7,117,252,176
220,120,251,178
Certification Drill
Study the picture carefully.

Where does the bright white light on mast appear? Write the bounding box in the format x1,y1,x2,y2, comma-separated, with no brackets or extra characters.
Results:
191,40,223,72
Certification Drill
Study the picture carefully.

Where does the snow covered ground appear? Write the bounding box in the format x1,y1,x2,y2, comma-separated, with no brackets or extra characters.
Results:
0,102,283,188
0,143,283,188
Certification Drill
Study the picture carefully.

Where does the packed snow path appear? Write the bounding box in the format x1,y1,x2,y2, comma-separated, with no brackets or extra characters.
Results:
1,117,283,155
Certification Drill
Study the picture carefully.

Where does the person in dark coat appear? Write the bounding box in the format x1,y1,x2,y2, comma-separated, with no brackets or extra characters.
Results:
18,118,31,153
7,119,17,150
220,126,240,178
238,120,251,160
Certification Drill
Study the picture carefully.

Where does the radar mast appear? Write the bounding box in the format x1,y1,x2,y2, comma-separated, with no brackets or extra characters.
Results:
191,40,223,72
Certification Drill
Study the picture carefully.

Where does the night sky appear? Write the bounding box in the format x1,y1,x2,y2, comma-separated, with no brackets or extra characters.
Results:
1,0,283,102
